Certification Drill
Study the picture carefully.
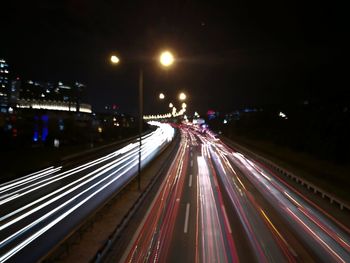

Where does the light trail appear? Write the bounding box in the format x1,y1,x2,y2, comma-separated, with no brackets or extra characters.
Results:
123,128,189,262
119,125,350,263
188,130,301,261
223,138,350,262
0,167,62,195
0,122,175,262
0,151,141,250
0,166,55,190
0,125,171,207
0,140,153,231
197,154,238,263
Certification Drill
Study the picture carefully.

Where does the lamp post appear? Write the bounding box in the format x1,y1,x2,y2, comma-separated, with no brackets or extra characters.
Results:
110,50,174,191
138,68,143,191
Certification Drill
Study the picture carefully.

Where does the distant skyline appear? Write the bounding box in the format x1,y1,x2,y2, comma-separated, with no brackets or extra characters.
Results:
2,1,346,115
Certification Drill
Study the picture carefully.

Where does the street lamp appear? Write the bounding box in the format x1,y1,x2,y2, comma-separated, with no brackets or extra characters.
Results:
110,55,120,64
109,50,175,191
169,102,173,108
179,92,186,101
159,51,174,67
159,93,165,99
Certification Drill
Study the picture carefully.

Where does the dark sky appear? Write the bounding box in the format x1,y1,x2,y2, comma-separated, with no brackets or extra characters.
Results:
1,0,346,115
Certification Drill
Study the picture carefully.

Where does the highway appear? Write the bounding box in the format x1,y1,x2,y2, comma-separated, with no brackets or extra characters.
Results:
120,124,350,263
0,122,175,263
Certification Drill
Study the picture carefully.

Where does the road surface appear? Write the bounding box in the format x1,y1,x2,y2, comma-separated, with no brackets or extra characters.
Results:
119,124,350,263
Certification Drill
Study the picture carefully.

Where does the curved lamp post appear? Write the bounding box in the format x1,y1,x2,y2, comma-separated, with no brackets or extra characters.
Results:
110,50,175,190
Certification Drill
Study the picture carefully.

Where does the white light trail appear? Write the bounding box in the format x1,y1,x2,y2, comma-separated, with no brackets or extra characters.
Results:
0,123,175,262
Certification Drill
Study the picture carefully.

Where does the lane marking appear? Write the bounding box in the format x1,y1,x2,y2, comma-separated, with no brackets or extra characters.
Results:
184,203,190,233
189,174,193,187
190,160,193,167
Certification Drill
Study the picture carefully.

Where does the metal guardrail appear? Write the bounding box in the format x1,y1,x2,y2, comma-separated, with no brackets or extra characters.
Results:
221,137,350,212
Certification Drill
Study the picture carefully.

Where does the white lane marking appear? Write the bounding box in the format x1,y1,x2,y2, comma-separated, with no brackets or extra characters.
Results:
189,174,193,187
184,203,190,233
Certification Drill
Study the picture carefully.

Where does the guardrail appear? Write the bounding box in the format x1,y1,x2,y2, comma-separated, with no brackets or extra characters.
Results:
221,137,350,212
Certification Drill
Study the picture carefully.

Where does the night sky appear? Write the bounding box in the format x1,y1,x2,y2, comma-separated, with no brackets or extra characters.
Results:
1,0,346,115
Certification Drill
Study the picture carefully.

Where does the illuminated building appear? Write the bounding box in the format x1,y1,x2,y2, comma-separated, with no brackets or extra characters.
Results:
16,99,91,113
0,59,9,111
0,59,91,114
17,80,91,113
20,80,78,101
9,78,21,106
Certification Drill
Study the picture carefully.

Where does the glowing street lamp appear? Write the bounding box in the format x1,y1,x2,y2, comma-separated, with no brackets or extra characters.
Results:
169,102,173,108
182,102,187,109
110,55,120,64
179,92,186,101
159,51,174,67
109,49,175,191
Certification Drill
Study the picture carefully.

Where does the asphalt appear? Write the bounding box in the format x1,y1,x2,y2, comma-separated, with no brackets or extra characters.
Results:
166,141,199,262
112,125,350,263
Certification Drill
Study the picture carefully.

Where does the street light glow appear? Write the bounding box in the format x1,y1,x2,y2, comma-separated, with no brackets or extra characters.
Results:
179,92,186,101
169,102,173,108
108,49,176,191
110,55,120,64
160,51,174,67
182,102,187,109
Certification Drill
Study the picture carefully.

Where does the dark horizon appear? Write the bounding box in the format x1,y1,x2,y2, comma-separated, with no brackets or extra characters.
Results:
1,1,347,115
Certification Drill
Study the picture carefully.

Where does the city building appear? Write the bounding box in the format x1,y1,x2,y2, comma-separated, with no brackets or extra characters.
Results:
9,78,21,106
0,59,10,112
16,80,91,113
0,59,91,114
